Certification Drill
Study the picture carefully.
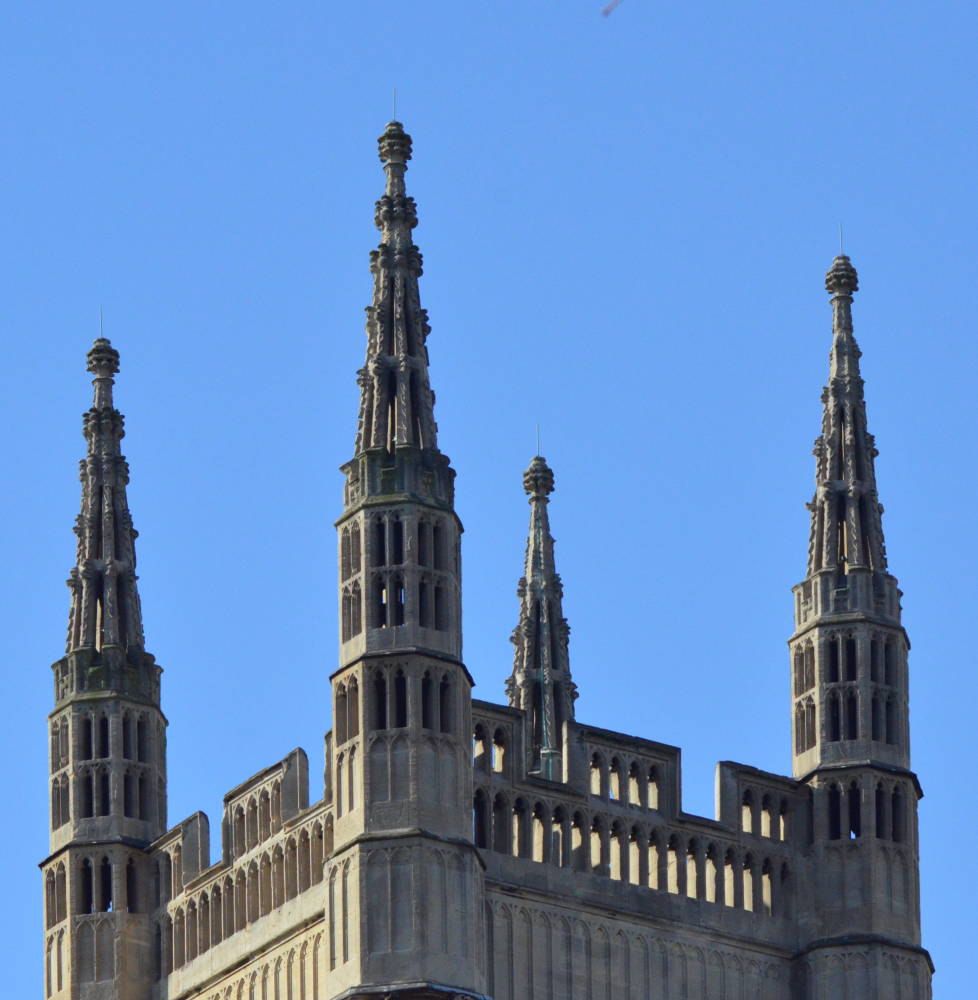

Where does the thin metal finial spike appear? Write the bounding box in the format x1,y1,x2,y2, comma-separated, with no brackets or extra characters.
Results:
392,88,397,122
839,223,844,256
536,424,541,457
99,304,104,338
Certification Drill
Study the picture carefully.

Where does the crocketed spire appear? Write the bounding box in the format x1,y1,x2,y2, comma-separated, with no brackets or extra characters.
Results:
353,121,439,456
805,255,889,583
65,339,146,656
507,456,577,779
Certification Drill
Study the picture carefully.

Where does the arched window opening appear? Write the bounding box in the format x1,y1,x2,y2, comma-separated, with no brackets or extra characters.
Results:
793,648,804,695
224,878,235,937
473,726,487,770
492,794,509,854
409,370,424,446
608,759,621,801
186,902,198,962
421,673,434,730
532,804,547,863
872,694,882,741
571,813,586,871
341,588,353,642
473,790,489,848
780,863,792,917
122,713,133,759
794,704,806,752
99,856,113,912
723,851,736,906
391,519,404,565
648,766,660,809
173,910,186,968
247,798,259,850
492,729,506,774
761,797,773,838
628,762,641,806
171,846,182,897
347,747,357,811
335,685,348,745
351,523,361,573
590,818,606,876
233,807,246,859
79,859,94,914
884,640,896,686
260,856,272,917
351,581,362,637
417,521,430,567
246,862,260,923
647,835,660,890
742,855,754,912
341,528,351,581
666,837,680,894
741,791,753,834
685,842,698,899
432,522,444,570
512,799,529,859
434,585,446,630
272,849,285,907
827,636,840,683
610,823,626,881
373,519,387,567
705,847,718,903
392,574,405,626
845,690,858,740
875,783,888,839
81,715,94,760
828,785,842,840
123,774,135,818
845,637,857,681
848,782,862,839
56,865,66,923
235,871,247,931
439,674,452,733
384,368,398,452
199,895,210,952
885,696,898,745
804,644,815,690
259,792,271,842
81,770,94,818
828,693,842,742
98,770,110,816
136,717,149,763
892,788,905,843
211,886,223,947
418,580,430,627
870,637,881,682
805,699,816,751
552,809,567,868
761,860,773,915
46,872,56,928
778,800,789,841
394,671,407,728
530,680,543,757
97,715,110,758
836,495,849,573
373,671,388,730
348,680,360,740
589,754,603,797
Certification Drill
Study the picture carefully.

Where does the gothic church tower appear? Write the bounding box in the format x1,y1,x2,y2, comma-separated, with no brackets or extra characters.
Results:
42,339,167,998
328,121,486,1000
791,256,924,989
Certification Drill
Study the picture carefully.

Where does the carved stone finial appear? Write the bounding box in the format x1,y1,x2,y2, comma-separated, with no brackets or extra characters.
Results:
87,338,120,378
825,254,859,296
378,121,412,166
523,455,555,498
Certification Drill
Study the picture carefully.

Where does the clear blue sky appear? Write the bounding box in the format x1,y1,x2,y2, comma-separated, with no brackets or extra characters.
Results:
2,2,975,995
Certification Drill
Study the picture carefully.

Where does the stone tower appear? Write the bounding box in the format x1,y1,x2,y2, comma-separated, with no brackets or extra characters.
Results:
506,456,578,782
42,339,167,998
790,256,924,989
328,121,486,999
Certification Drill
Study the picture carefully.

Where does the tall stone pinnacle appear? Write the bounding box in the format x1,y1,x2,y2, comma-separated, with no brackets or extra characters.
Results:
65,338,146,657
805,255,889,584
507,455,577,779
353,121,439,457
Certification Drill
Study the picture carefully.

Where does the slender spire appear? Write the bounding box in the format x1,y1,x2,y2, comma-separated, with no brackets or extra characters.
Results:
354,121,439,457
507,456,577,779
805,255,889,589
65,339,146,656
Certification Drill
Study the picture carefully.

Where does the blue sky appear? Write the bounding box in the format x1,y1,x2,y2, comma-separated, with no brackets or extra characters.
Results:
2,2,975,995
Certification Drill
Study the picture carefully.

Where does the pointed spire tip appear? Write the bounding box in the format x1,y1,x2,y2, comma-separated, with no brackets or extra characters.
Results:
87,338,119,377
524,455,555,498
825,254,858,296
